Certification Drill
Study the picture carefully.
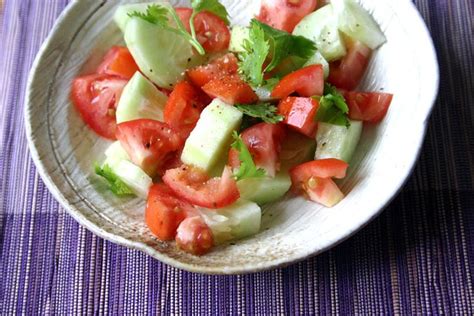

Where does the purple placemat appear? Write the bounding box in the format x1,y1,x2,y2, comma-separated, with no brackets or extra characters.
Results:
1,0,473,314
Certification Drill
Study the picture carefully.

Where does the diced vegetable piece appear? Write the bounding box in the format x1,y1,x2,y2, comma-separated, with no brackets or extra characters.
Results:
271,65,324,99
104,141,130,161
145,184,190,241
293,4,347,61
257,0,318,33
237,173,291,205
315,120,363,163
181,99,243,171
229,26,250,53
304,50,330,79
332,0,386,50
102,157,152,199
96,46,139,80
124,17,198,88
280,131,316,171
303,177,345,207
176,216,214,255
200,199,261,243
278,97,320,138
187,53,239,87
116,72,168,124
202,75,258,105
345,92,393,123
114,3,165,33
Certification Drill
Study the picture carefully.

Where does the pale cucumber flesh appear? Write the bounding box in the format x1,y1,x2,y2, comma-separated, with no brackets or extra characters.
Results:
237,172,291,205
114,3,168,33
315,120,363,163
229,26,250,53
116,72,168,123
304,50,330,79
181,99,243,172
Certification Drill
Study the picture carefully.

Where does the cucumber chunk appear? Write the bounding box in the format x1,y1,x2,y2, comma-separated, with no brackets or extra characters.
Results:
200,200,261,244
315,120,363,163
105,141,130,161
116,72,168,123
124,17,196,88
237,172,291,205
280,131,316,171
293,5,346,61
229,26,250,53
114,3,168,33
332,0,386,49
304,50,330,79
181,99,243,171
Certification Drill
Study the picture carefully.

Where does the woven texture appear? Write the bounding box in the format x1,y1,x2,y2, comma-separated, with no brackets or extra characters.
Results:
1,0,473,314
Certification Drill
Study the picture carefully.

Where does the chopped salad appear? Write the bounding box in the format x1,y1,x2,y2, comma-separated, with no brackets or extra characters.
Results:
71,0,393,255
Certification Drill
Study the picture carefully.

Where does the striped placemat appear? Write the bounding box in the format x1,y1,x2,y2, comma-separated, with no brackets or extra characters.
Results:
1,0,473,314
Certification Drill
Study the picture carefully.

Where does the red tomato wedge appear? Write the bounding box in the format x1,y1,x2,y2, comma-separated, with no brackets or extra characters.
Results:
271,65,324,99
176,216,214,256
176,8,230,53
145,184,192,241
187,53,239,87
116,119,182,177
278,97,319,138
163,165,240,209
71,74,127,140
96,46,139,80
164,81,210,140
228,123,286,177
328,40,372,90
345,92,393,123
257,0,318,33
202,75,258,105
290,159,348,207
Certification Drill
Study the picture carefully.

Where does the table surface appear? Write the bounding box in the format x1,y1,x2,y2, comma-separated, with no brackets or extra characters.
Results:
1,0,473,314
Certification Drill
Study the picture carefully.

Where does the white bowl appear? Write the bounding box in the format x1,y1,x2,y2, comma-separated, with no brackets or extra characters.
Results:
25,0,439,274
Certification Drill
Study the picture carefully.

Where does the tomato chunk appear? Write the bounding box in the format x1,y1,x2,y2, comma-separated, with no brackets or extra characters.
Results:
187,53,239,87
328,40,372,90
164,81,210,140
257,0,318,33
278,97,319,138
163,165,240,209
176,216,214,255
345,92,393,123
290,159,348,207
202,75,258,105
176,8,230,53
116,119,182,177
145,184,192,241
228,123,286,177
96,46,139,80
271,65,324,99
71,74,127,140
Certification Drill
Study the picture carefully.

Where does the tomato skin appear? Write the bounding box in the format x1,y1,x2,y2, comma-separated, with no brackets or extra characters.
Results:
187,53,239,87
96,46,139,80
328,40,372,90
71,74,127,140
176,216,214,255
228,123,286,177
257,0,318,33
290,159,348,207
145,184,191,241
163,165,240,209
164,81,210,140
116,119,183,177
278,97,319,138
176,8,230,53
345,92,393,123
202,75,258,105
271,65,324,99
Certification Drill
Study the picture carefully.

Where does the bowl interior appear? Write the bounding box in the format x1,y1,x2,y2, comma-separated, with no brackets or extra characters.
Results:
25,0,438,274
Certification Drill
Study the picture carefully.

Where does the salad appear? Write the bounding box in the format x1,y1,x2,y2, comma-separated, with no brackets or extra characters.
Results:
71,0,393,256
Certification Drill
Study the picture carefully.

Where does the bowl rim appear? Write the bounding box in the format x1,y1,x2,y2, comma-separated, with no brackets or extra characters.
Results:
24,0,439,274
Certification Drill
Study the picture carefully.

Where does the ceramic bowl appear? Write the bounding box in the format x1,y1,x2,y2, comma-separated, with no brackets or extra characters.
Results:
25,0,439,274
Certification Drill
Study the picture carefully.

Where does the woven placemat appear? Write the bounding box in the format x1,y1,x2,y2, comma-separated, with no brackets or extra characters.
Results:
1,0,473,314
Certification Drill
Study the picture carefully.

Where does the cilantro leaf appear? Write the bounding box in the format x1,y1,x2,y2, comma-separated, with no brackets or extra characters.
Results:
235,103,284,124
261,77,280,91
95,164,134,196
238,20,270,87
315,84,351,127
129,4,206,55
255,20,316,72
191,0,230,24
231,131,266,181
